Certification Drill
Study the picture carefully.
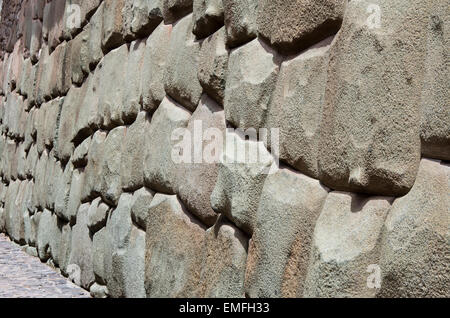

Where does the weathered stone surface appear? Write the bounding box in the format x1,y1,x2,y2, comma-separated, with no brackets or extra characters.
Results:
377,159,450,298
90,283,109,298
420,2,450,161
163,14,202,111
72,136,91,168
211,131,276,235
123,0,163,38
224,38,280,130
98,45,128,129
318,0,429,196
87,197,110,234
265,37,332,179
104,193,146,298
193,0,224,39
121,112,148,192
145,194,206,298
122,40,145,124
303,192,392,298
82,130,107,202
5,180,25,244
141,22,171,113
198,27,228,105
65,168,85,225
176,95,225,226
70,29,89,86
245,168,329,298
102,0,126,51
93,227,108,285
161,0,193,24
223,0,257,48
54,162,74,222
257,0,345,55
99,126,126,206
84,2,104,72
143,97,191,194
198,216,248,297
47,0,66,51
69,203,95,289
130,187,155,230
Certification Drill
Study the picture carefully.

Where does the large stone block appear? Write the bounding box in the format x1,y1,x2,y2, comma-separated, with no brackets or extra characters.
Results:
265,38,332,179
245,168,329,298
377,159,450,297
303,192,392,298
98,44,128,129
193,0,224,39
99,126,126,207
84,2,104,72
197,216,248,297
82,130,107,202
122,40,146,124
123,0,163,38
36,209,60,262
121,112,148,192
54,163,74,222
141,22,171,113
222,0,257,48
176,95,225,226
198,27,228,106
102,0,126,51
257,0,345,55
145,194,206,297
68,203,95,289
224,38,280,130
318,0,429,196
163,14,203,111
104,193,146,298
143,97,191,194
130,187,155,230
161,0,193,24
420,2,450,161
210,131,276,235
87,197,110,234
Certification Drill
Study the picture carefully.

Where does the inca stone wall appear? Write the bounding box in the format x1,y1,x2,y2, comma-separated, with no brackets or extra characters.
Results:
0,0,448,298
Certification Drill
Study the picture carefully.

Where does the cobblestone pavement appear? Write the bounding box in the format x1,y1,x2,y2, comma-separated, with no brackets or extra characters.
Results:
0,234,91,298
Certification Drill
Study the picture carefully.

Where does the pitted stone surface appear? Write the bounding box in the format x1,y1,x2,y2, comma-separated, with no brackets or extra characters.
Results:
0,234,90,298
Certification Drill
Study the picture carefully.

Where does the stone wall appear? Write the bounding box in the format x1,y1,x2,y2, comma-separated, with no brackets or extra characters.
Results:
0,0,448,298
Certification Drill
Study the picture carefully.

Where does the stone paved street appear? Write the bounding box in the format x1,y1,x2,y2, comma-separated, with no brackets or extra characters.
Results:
0,234,91,298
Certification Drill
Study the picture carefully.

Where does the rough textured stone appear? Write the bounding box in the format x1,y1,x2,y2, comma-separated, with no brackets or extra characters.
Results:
93,227,108,285
123,0,163,38
193,0,224,39
65,168,85,225
303,192,392,298
82,131,107,202
420,2,450,161
224,38,280,130
98,45,128,129
105,193,146,298
143,97,191,194
377,159,450,298
90,283,109,298
141,22,171,113
265,37,332,179
198,27,228,106
102,0,126,51
257,0,345,55
197,216,248,297
210,131,276,235
121,112,148,192
245,168,329,298
130,187,155,230
69,203,95,290
84,2,104,72
318,0,429,196
54,162,74,222
222,0,257,48
161,0,193,24
87,197,110,234
145,194,206,298
122,40,145,124
176,95,225,226
163,14,202,111
98,127,126,206
72,136,91,168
